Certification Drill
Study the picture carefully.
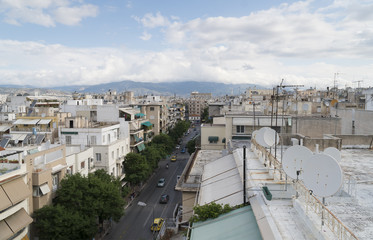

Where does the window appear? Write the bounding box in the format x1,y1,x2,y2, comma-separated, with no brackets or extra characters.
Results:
117,148,119,158
150,107,155,111
91,136,96,145
52,173,59,192
66,136,71,145
114,131,117,139
102,135,105,143
81,161,85,169
236,125,244,133
33,183,50,197
122,146,124,154
108,134,111,143
96,153,101,161
112,151,114,159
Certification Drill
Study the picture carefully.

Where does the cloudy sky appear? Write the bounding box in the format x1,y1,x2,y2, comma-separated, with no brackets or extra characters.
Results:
0,0,372,89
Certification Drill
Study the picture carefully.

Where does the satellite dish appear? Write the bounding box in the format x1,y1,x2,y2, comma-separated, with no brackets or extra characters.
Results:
324,101,330,107
302,104,309,111
282,145,313,179
252,130,258,139
323,147,341,162
263,128,279,147
255,127,271,148
331,99,338,107
302,154,343,197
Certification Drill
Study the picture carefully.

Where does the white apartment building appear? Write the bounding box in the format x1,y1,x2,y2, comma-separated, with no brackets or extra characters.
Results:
60,117,130,179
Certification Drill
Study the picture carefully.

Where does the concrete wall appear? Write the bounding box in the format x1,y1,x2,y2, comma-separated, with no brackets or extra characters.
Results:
182,192,196,222
336,134,373,148
200,124,226,150
330,108,373,134
292,117,341,138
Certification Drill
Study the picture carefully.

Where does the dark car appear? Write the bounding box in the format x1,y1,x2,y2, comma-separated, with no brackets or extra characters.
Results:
159,194,169,204
181,147,186,153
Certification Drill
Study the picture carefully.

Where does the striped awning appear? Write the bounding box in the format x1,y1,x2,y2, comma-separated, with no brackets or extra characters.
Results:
38,119,51,125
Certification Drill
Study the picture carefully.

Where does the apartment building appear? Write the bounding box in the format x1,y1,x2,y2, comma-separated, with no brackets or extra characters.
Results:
0,150,33,240
60,116,130,178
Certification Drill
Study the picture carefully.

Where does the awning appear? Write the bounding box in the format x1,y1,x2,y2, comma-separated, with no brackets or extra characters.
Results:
38,119,51,125
135,113,145,117
1,177,31,205
135,135,141,142
141,121,152,127
52,164,67,173
0,187,12,211
39,183,51,195
10,133,28,142
4,208,33,234
208,136,219,142
13,119,40,125
0,125,11,132
137,143,146,152
0,220,13,240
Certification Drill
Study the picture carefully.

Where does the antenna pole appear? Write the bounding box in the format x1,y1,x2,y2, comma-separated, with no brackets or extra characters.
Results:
243,146,247,205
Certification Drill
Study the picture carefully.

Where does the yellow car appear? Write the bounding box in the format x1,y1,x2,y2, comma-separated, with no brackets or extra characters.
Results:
151,218,164,231
171,155,177,162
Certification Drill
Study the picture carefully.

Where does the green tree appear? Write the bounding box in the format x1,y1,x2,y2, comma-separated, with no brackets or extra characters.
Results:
190,202,233,223
123,152,151,185
187,139,196,155
33,204,97,240
142,145,163,169
201,107,212,123
151,133,174,154
54,170,125,225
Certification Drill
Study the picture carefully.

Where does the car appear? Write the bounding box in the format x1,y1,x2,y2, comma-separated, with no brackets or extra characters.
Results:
150,218,164,231
181,147,186,153
159,194,169,204
171,155,177,162
176,145,181,149
157,178,165,187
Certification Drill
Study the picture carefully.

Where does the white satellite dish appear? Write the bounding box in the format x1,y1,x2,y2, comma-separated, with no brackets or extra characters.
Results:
282,145,313,180
252,130,258,140
302,153,343,197
323,147,341,162
263,128,279,147
255,127,271,148
324,101,330,107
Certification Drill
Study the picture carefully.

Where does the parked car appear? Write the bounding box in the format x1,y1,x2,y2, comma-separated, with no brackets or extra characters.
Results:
181,147,186,153
171,155,177,162
159,194,169,204
150,218,164,231
176,145,181,149
157,178,165,187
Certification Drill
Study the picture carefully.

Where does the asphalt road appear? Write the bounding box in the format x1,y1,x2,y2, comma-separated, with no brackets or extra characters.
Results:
104,129,196,240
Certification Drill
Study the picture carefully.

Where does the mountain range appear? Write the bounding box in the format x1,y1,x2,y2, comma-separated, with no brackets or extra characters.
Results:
53,80,261,96
0,80,262,96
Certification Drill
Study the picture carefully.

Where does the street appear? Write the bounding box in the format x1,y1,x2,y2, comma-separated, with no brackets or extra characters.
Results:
104,129,196,240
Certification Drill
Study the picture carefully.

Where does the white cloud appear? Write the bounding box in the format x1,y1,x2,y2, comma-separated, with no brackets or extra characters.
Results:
126,1,132,9
140,31,152,41
54,4,98,25
0,0,98,26
138,11,170,28
1,1,373,89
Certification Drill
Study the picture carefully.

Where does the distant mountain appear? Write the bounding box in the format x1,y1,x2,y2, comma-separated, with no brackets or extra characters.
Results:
52,80,262,96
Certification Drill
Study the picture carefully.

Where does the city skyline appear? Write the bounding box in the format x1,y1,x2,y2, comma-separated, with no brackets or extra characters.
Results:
0,0,372,89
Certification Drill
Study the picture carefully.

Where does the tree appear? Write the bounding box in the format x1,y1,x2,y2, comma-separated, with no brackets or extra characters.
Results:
54,170,125,225
187,139,196,155
123,153,151,185
190,202,233,223
142,145,163,169
151,134,174,154
33,204,97,240
201,107,212,123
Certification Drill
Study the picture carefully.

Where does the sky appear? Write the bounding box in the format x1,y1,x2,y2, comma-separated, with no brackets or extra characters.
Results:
0,0,372,89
